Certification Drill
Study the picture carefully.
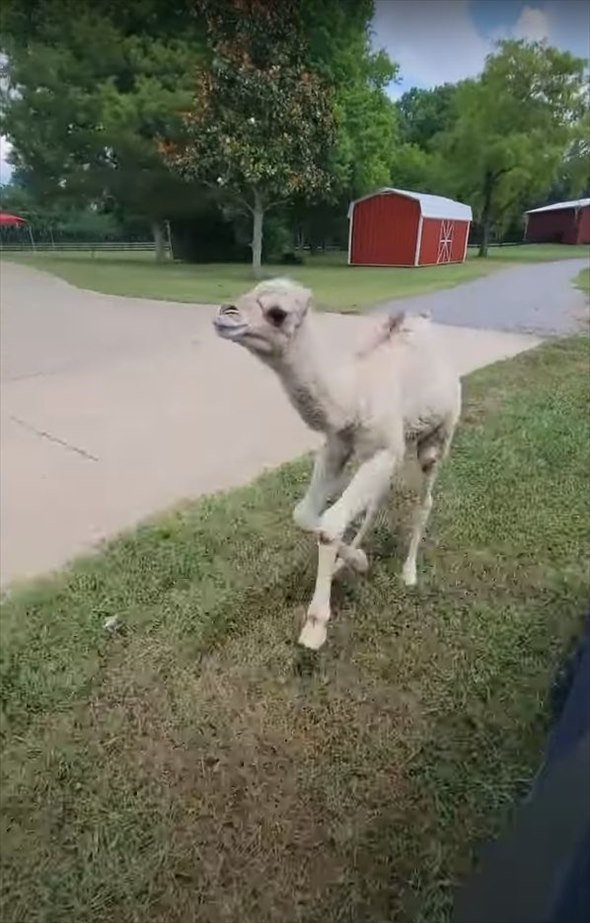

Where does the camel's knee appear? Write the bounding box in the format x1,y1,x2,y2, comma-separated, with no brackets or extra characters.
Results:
293,500,320,533
418,445,440,474
417,423,454,473
316,506,347,544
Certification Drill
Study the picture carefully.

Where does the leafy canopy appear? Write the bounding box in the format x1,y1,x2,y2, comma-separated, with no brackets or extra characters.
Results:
0,1,203,223
166,0,337,212
436,40,587,239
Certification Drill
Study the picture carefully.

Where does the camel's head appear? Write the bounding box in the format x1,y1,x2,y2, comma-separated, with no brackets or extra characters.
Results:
213,278,312,359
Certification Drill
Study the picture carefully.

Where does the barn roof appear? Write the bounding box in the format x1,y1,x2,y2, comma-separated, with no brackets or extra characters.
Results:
348,187,472,221
526,197,590,215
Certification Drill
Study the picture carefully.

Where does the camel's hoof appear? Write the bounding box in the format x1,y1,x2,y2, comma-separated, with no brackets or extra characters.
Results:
401,563,417,587
298,617,328,650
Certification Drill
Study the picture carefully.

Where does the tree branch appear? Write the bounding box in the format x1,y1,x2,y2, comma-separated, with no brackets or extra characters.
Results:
491,166,516,181
203,179,254,215
234,194,254,215
265,197,289,213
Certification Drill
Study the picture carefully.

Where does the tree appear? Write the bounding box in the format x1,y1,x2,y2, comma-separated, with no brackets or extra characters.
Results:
0,1,205,259
556,104,590,198
165,0,337,275
436,41,587,256
299,0,399,198
396,84,460,150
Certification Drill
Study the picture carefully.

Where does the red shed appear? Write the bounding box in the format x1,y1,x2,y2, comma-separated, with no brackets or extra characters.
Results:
347,187,472,267
525,198,590,245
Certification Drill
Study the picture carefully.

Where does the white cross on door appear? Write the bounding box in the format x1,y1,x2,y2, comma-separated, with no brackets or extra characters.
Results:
437,220,454,263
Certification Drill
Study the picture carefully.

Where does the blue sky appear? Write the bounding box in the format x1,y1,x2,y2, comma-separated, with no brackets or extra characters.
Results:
1,1,589,183
373,0,590,97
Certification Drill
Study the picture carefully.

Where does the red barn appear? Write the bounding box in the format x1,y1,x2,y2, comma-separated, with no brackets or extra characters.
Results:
525,198,590,245
347,187,472,267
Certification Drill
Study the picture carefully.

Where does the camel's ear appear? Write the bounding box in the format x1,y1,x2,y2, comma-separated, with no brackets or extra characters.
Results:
281,285,312,322
296,286,313,317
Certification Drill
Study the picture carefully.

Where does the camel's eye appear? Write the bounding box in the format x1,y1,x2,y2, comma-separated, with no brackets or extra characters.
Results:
266,306,287,327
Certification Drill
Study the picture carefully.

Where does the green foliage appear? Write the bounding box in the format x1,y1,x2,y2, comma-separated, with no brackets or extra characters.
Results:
396,84,460,149
0,1,204,233
169,0,336,205
559,106,590,197
2,0,400,261
390,143,450,195
166,0,338,271
0,182,121,238
435,40,587,254
299,0,400,197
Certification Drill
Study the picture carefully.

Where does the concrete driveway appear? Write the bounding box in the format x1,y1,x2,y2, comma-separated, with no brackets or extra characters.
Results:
0,260,551,586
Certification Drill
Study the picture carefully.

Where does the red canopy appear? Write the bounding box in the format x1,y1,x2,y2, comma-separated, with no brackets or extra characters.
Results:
0,212,26,226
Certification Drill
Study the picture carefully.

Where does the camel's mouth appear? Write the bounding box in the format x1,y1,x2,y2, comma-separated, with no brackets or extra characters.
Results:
214,318,248,340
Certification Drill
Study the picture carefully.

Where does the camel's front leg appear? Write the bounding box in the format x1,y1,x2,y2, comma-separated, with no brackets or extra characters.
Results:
293,436,350,532
299,449,399,650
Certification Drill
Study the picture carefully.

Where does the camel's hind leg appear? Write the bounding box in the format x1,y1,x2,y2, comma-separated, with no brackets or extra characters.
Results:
401,422,456,587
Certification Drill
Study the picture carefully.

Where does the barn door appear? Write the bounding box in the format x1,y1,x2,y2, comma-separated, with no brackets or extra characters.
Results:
437,220,454,263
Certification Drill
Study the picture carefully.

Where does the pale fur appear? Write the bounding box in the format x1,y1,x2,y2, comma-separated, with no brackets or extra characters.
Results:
214,278,461,649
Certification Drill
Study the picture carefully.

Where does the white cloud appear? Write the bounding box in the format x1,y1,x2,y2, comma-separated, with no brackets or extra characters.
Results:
511,5,551,41
373,0,492,90
490,4,552,44
373,0,588,97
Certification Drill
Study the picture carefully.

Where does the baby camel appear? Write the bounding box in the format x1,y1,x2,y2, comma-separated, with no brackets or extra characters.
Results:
214,278,461,650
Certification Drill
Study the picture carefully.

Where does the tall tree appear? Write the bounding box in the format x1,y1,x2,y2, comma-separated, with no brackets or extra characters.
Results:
299,0,399,197
166,0,337,275
277,1,401,254
0,1,205,259
436,40,587,256
396,84,459,150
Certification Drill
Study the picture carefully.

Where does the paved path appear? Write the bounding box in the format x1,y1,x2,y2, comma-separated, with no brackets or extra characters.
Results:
0,260,556,586
375,258,588,335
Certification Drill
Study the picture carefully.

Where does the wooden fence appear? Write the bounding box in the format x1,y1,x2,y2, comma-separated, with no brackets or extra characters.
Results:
0,240,161,252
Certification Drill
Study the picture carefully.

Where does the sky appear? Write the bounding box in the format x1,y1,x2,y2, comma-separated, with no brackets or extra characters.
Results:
1,0,589,184
374,0,590,97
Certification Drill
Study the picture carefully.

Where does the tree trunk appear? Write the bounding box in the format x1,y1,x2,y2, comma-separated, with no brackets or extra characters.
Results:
151,220,166,262
251,190,264,277
478,173,494,258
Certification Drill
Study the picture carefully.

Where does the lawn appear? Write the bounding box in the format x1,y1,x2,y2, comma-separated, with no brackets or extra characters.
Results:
467,242,589,262
574,265,590,298
4,242,588,311
1,337,589,923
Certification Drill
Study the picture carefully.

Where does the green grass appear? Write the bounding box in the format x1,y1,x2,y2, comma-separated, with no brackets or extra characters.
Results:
573,266,590,298
467,242,589,262
1,337,589,923
4,243,587,311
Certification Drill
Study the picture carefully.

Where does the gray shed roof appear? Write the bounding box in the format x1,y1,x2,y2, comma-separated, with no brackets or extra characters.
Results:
526,198,590,215
348,187,472,221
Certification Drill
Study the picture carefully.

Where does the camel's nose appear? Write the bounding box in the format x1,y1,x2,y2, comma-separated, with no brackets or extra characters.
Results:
218,303,240,318
214,304,246,338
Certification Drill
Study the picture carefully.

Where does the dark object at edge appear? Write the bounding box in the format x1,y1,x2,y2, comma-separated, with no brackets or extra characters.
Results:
452,612,590,923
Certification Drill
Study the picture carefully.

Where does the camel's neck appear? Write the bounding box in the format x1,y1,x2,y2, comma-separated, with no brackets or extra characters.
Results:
269,322,352,434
